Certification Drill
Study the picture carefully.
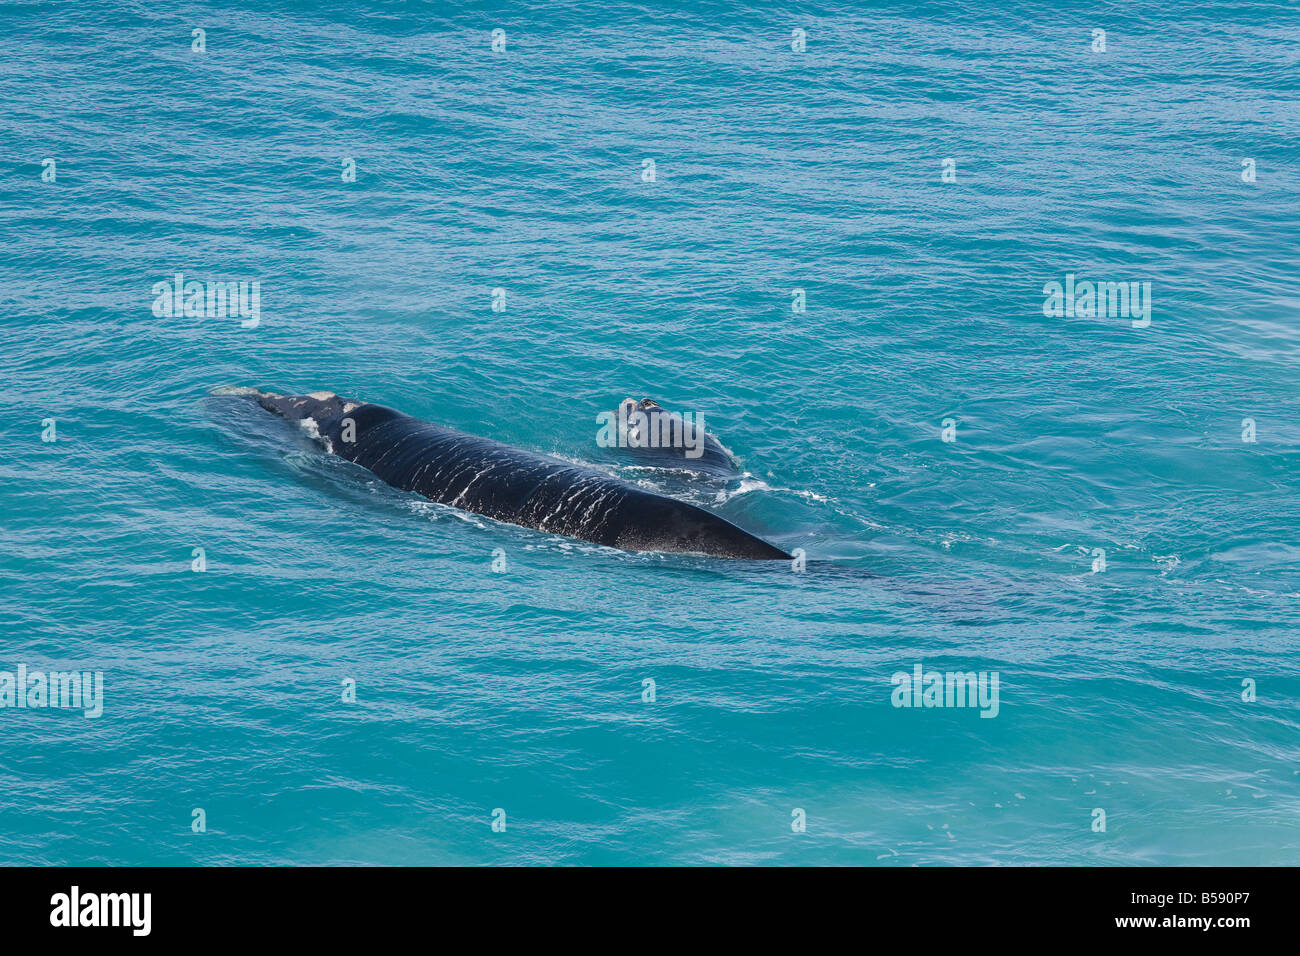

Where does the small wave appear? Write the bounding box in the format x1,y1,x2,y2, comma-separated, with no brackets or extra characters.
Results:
408,498,491,530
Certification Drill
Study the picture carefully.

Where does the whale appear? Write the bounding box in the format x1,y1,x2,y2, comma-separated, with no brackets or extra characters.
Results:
237,389,791,560
603,398,740,478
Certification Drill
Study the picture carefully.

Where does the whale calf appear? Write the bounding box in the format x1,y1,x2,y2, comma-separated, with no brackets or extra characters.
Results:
604,398,740,478
238,389,790,560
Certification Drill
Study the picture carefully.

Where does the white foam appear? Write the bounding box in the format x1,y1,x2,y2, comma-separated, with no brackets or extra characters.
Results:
295,417,333,453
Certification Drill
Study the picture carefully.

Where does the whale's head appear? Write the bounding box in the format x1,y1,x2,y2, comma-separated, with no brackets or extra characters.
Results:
610,397,738,474
617,397,660,413
251,389,370,453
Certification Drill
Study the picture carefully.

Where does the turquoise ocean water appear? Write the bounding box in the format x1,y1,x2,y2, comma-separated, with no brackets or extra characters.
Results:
2,1,1299,865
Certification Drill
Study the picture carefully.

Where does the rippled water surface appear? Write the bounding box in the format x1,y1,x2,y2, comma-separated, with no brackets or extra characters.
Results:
2,0,1299,865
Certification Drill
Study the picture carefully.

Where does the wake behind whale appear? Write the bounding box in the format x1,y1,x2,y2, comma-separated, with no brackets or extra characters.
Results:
225,388,791,560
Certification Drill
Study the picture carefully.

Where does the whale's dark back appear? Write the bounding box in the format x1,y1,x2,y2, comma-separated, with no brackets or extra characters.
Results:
252,392,789,560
